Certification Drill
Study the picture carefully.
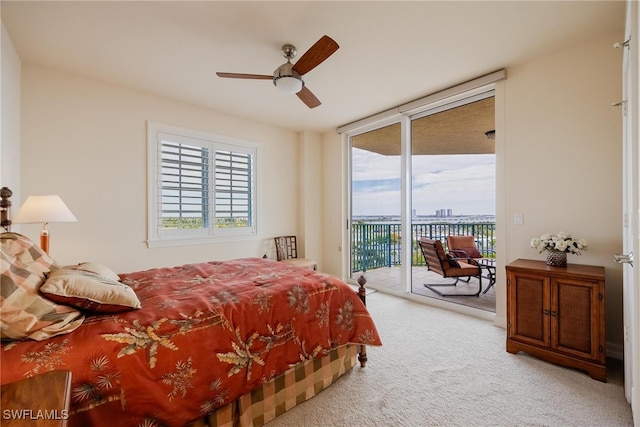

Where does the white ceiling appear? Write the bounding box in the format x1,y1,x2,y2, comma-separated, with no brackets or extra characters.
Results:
1,1,625,133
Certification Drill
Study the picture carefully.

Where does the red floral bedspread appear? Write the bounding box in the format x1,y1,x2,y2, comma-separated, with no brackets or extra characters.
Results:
0,258,381,426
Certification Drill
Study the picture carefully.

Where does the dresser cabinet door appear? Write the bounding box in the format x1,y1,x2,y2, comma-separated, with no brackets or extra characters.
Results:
551,277,602,361
507,271,551,348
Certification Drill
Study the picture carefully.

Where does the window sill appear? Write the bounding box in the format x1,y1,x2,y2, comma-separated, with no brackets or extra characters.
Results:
146,234,259,248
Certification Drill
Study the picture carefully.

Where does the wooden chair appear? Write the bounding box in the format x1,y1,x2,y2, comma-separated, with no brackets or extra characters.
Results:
418,238,482,297
274,236,317,270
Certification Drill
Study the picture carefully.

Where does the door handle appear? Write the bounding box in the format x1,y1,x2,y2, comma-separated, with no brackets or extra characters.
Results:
614,252,633,267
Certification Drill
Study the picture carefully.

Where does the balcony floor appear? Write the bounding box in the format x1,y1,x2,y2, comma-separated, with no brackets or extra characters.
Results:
353,266,495,313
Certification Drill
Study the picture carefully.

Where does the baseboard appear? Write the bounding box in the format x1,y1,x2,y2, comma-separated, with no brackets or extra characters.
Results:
403,291,496,321
607,340,624,360
493,313,507,329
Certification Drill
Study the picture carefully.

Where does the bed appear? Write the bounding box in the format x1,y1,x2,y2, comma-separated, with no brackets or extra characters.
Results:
0,187,381,426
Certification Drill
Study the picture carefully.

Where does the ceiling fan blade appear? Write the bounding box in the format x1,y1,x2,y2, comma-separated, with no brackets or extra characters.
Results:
216,72,272,80
297,85,321,109
292,35,339,76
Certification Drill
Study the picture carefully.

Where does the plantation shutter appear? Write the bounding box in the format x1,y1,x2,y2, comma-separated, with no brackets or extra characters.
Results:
159,139,209,230
214,150,253,228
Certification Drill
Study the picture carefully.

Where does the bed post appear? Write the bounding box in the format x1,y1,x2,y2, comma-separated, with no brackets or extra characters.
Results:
356,274,368,367
0,187,12,231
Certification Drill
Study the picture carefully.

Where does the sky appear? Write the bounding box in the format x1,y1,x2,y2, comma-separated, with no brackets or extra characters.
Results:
352,148,496,217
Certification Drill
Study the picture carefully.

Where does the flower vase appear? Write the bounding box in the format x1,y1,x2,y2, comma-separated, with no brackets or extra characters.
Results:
546,251,567,267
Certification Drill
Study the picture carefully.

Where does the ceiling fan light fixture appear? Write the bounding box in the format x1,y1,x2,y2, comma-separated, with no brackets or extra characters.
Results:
274,75,303,94
273,61,303,94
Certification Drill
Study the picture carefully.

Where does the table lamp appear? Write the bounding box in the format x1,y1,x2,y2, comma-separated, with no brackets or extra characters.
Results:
13,195,77,254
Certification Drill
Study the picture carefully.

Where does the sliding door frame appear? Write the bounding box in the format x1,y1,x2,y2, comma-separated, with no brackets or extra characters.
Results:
340,71,505,318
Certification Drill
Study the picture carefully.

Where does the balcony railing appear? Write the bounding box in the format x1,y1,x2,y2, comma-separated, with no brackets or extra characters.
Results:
351,222,495,273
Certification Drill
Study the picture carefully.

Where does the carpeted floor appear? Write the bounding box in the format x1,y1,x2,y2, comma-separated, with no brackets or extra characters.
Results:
354,266,497,313
268,292,633,426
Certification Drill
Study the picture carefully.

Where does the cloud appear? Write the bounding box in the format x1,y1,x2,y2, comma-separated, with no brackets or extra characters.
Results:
352,152,496,216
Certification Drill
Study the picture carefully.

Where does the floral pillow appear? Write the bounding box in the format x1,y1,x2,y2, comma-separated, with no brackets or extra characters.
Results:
0,232,85,341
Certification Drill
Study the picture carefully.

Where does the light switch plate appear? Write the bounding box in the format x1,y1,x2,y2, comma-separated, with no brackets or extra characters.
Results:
514,213,524,225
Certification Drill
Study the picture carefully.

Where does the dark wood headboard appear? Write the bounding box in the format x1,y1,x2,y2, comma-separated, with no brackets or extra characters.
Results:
1,186,13,231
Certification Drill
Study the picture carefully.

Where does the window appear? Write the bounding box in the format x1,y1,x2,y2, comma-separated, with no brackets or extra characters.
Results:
147,122,258,247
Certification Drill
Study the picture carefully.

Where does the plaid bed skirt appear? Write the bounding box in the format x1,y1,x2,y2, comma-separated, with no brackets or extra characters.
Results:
189,345,358,427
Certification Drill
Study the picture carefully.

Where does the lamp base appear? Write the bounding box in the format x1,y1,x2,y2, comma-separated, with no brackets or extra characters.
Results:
40,230,50,254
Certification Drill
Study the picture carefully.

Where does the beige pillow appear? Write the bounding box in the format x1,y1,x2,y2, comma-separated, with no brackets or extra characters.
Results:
76,262,121,282
41,269,141,314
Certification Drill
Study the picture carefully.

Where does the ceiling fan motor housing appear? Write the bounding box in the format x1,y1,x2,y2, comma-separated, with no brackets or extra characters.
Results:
273,62,303,93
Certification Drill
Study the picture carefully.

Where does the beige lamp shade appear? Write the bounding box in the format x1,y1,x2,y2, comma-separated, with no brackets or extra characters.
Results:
13,195,77,224
13,195,77,254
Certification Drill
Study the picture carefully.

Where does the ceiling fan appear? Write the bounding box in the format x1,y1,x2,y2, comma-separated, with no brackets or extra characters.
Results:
216,35,339,109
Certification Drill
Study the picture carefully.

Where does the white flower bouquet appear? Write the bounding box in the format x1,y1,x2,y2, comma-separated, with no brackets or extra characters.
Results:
530,231,588,255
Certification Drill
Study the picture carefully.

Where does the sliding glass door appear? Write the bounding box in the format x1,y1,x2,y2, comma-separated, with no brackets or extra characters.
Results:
347,93,496,313
349,123,403,291
410,96,496,307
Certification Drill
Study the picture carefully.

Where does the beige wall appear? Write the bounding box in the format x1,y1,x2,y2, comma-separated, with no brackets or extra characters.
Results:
320,131,344,278
297,131,323,268
18,64,303,273
502,32,623,348
1,23,21,200
320,31,625,352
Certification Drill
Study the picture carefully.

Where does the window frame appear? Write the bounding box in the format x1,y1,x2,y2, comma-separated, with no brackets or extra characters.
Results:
147,121,259,248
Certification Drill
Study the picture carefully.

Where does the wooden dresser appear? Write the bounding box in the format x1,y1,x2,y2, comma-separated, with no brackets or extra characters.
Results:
505,259,606,381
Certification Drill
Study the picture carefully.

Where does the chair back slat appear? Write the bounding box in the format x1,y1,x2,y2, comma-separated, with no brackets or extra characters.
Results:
419,238,449,276
274,236,298,261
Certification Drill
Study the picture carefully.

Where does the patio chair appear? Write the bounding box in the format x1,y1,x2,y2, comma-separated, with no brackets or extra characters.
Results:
447,234,497,293
274,235,317,270
418,238,482,297
446,235,484,260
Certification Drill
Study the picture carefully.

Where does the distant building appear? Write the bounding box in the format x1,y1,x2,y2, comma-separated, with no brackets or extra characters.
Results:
435,208,453,217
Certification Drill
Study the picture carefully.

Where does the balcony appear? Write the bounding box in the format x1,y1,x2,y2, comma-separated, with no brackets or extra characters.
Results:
351,221,496,312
